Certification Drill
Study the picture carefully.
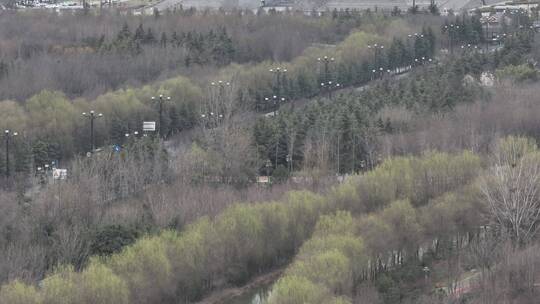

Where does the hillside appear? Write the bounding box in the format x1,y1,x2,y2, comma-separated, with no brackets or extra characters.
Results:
0,6,539,304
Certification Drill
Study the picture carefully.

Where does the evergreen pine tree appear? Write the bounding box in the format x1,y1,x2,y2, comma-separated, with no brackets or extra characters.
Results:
171,31,179,47
134,24,145,43
117,22,131,41
160,32,168,48
144,28,157,45
14,139,32,174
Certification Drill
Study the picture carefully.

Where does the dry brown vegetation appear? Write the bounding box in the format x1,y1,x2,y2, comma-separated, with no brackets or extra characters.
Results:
0,10,367,101
379,84,540,157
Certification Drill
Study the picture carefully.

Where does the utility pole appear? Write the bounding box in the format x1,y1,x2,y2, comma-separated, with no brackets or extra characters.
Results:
152,94,171,139
82,110,103,153
3,130,17,178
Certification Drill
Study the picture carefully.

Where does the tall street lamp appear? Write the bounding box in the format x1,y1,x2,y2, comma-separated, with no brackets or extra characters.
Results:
320,81,341,99
480,17,491,52
317,56,334,84
443,24,460,54
265,96,286,116
124,131,140,144
286,153,292,174
200,112,224,129
265,159,272,179
210,80,231,92
3,129,17,178
152,94,171,139
269,67,287,98
209,80,231,118
82,111,103,153
414,57,433,66
367,44,384,68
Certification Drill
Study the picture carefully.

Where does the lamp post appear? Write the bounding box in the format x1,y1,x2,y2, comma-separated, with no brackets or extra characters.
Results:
460,44,477,54
3,130,17,178
406,34,415,66
269,67,287,99
317,56,334,85
210,80,231,94
320,81,341,99
265,159,272,178
82,111,103,153
209,80,231,119
422,266,430,285
510,9,523,29
36,166,46,184
480,16,491,52
151,94,171,139
367,44,384,68
124,131,140,144
200,112,224,128
414,57,433,66
413,32,427,60
444,24,460,54
265,96,286,116
286,153,292,174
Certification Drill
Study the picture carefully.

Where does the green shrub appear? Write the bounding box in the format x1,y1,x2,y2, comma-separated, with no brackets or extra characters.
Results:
106,236,173,303
41,266,78,304
271,165,290,183
288,249,352,294
496,64,537,83
267,275,332,304
0,280,41,304
79,263,129,304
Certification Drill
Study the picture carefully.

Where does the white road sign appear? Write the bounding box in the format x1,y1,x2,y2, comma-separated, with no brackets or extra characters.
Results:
143,121,156,132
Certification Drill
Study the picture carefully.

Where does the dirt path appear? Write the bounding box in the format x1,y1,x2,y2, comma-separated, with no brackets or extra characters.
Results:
194,268,284,304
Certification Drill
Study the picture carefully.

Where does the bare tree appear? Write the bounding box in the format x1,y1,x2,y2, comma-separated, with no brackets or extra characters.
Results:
480,137,540,245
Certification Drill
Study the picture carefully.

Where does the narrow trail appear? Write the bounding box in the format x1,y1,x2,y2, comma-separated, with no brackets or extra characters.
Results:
194,267,284,304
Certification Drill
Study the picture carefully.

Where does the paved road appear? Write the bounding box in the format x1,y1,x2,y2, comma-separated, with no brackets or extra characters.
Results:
151,0,258,11
149,0,488,11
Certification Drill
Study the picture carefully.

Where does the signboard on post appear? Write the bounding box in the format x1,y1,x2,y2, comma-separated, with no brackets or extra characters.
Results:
143,121,156,132
52,169,68,180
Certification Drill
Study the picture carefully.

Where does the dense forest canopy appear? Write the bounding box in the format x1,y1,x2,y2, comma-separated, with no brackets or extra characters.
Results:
0,9,368,100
